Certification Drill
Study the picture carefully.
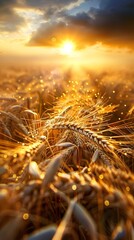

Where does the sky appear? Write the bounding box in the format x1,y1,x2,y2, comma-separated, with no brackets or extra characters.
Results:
0,0,134,67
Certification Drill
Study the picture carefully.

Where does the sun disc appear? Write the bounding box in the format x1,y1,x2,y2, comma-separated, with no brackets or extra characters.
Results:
60,41,75,55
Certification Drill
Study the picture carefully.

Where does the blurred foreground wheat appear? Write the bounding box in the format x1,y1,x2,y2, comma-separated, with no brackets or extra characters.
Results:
0,66,134,240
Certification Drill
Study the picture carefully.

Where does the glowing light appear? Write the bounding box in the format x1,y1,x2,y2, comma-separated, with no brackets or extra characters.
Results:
99,174,104,180
72,184,77,191
104,200,110,206
126,186,130,192
23,213,29,220
60,40,75,55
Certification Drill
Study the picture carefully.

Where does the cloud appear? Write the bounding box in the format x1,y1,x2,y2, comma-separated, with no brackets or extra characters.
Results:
28,0,134,49
28,15,94,49
0,0,85,32
1,0,134,49
0,0,25,31
25,0,83,8
99,0,134,9
24,0,85,20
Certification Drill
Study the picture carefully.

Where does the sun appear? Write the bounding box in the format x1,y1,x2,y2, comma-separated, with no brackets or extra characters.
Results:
60,40,75,55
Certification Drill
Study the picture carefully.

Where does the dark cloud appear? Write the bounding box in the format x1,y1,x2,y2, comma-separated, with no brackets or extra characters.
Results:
0,0,17,7
28,15,94,49
0,0,84,32
28,0,134,49
24,0,84,20
99,0,134,9
25,0,81,8
0,0,25,31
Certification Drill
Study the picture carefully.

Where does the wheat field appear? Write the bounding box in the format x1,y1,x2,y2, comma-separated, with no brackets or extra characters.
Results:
0,65,134,240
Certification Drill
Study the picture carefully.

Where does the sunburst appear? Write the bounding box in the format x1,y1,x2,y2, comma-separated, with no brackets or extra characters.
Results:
60,40,75,55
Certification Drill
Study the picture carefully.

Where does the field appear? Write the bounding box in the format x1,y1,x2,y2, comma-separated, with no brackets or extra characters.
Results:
0,64,134,240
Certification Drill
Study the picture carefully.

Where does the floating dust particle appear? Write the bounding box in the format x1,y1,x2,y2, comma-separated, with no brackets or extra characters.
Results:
104,200,110,206
99,174,104,180
72,185,77,191
26,153,31,158
13,153,17,158
126,186,130,192
23,213,29,220
0,189,8,198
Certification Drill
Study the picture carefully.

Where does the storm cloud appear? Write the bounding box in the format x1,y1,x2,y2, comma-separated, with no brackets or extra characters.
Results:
29,0,134,49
